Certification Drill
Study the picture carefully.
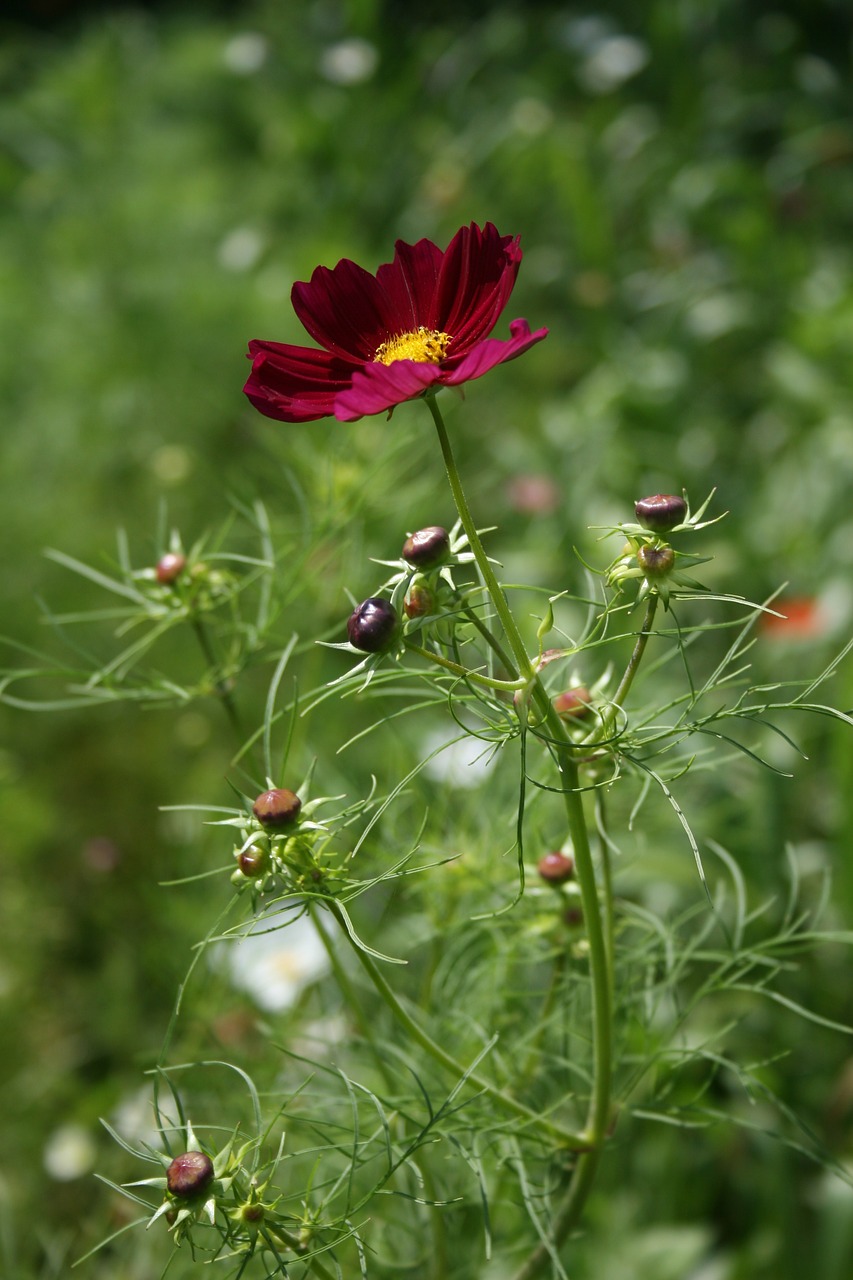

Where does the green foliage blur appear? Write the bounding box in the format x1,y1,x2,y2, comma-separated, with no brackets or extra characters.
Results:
2,1,853,1277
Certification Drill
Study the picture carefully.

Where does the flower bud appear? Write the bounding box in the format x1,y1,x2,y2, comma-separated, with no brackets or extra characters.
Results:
553,687,593,720
404,582,434,618
346,598,399,652
634,494,687,532
238,845,268,876
637,545,675,577
401,526,450,569
537,851,575,885
156,553,187,585
166,1151,215,1199
252,788,302,828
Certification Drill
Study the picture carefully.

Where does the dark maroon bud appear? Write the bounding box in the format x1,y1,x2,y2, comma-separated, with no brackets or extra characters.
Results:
634,494,687,532
404,582,434,618
166,1151,215,1199
401,525,450,569
252,788,302,828
538,851,575,885
553,687,593,720
238,845,268,876
346,598,400,652
563,907,584,928
156,553,187,585
637,545,675,577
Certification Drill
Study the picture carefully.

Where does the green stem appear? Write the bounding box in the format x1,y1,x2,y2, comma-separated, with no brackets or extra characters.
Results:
426,394,614,1265
403,638,524,692
585,594,659,746
325,901,587,1149
189,614,244,742
455,592,519,677
426,395,535,679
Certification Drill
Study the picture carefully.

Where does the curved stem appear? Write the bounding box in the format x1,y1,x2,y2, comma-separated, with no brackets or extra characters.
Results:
403,638,524,692
454,592,519,677
585,594,659,746
310,906,449,1280
325,901,587,1149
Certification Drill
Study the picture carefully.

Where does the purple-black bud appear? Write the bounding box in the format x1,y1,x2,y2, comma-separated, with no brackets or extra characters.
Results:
401,526,450,569
252,788,302,828
346,598,400,652
634,494,687,532
537,851,575,885
166,1151,215,1199
637,545,675,577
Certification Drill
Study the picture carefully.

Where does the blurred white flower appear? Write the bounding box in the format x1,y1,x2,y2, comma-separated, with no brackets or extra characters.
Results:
320,39,379,86
43,1123,97,1181
579,36,649,94
223,33,269,75
218,227,265,273
221,909,331,1013
421,729,496,790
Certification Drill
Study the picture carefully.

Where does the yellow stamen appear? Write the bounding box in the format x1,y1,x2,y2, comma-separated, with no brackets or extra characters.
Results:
374,326,452,366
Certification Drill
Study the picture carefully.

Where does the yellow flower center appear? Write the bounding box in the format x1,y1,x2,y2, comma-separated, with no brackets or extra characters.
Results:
374,326,452,366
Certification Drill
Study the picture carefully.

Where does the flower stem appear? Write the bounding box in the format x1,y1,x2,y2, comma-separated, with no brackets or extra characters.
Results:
425,393,614,1258
426,395,535,680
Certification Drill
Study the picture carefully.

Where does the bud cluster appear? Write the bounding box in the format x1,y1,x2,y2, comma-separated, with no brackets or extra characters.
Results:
604,490,718,605
230,785,335,897
332,519,475,673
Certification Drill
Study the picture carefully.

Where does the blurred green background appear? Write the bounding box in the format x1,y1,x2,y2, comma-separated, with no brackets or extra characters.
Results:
2,0,853,1276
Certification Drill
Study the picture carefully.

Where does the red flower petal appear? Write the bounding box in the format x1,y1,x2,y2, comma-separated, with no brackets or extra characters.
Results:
436,223,522,352
442,318,549,383
374,235,446,333
291,259,390,361
334,360,444,422
244,340,357,422
244,223,547,424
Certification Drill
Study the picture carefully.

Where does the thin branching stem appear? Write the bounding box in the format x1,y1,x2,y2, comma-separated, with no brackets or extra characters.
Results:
189,614,244,741
403,637,525,691
325,900,587,1149
586,594,659,746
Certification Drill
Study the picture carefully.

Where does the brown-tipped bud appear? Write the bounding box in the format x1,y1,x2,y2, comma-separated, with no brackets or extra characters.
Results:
538,851,575,885
252,788,302,828
238,1202,265,1224
637,544,675,577
553,687,593,720
401,526,450,569
634,494,687,532
156,553,187,585
404,582,434,618
166,1151,215,1199
346,598,400,652
238,845,268,876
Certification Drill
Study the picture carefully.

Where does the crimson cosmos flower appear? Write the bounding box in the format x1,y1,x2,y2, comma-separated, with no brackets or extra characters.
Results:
243,222,548,423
